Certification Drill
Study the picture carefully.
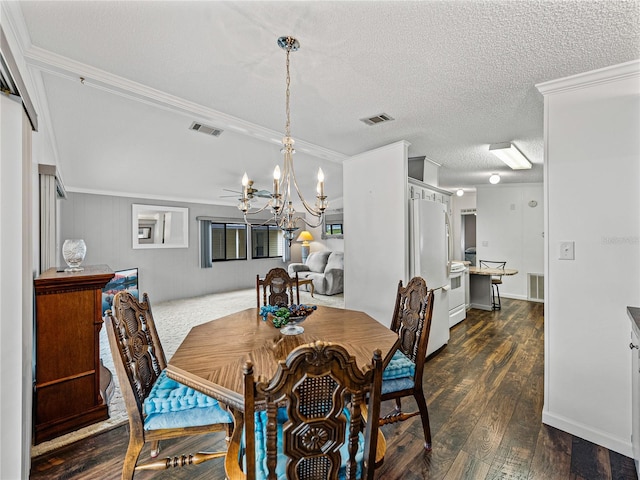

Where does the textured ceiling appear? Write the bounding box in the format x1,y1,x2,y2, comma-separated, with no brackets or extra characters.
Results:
4,0,640,205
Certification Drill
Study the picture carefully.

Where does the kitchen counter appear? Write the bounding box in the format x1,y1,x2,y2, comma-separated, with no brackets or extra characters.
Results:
452,260,471,266
468,266,518,311
469,266,518,276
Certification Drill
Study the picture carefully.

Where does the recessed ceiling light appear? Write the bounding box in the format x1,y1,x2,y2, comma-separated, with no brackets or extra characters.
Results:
456,189,464,196
489,174,501,184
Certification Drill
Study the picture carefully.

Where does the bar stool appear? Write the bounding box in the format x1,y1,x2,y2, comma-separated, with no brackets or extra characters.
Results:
479,260,506,310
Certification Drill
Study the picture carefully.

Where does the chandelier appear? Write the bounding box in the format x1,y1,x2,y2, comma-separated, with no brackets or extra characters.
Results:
238,36,328,244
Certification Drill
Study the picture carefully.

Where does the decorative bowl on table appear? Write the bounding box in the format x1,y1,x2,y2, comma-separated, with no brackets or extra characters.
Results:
260,304,317,335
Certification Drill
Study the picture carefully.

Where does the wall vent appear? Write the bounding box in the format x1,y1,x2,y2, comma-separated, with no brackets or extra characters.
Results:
461,208,477,214
528,273,544,302
189,121,223,137
360,113,394,126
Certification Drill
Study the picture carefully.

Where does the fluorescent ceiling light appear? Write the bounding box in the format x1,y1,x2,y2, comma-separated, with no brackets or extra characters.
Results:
489,142,532,170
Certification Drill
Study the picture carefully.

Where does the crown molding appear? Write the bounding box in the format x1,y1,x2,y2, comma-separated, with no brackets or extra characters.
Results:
0,3,38,130
23,45,348,164
536,59,640,96
0,2,32,55
66,186,344,210
2,2,62,165
65,186,240,207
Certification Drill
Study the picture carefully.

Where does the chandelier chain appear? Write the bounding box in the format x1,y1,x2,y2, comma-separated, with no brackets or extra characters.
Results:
236,36,327,245
285,45,291,139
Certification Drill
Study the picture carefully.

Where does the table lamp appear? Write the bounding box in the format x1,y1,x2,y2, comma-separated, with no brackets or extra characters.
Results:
297,230,314,263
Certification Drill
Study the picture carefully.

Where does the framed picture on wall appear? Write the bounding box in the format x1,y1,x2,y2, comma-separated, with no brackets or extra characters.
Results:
102,268,139,314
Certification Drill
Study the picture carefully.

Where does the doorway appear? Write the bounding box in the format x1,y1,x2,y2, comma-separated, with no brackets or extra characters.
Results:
461,211,476,266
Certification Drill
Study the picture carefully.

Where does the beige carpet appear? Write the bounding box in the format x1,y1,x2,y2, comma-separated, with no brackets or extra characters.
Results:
31,288,344,457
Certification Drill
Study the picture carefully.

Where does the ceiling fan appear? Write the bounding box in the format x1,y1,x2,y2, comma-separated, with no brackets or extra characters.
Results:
221,179,271,200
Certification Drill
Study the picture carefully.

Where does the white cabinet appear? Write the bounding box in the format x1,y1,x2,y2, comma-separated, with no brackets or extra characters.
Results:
408,179,452,218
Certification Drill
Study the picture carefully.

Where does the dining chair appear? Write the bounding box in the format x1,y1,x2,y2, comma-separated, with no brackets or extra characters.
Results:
479,260,506,310
256,267,300,308
225,340,386,480
104,291,234,480
380,277,435,450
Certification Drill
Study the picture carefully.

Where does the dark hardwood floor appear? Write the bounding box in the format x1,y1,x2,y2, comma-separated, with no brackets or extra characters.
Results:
30,298,637,479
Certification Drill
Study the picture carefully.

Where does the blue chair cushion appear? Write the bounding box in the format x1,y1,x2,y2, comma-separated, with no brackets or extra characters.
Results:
382,350,415,381
250,407,365,480
144,370,218,414
381,376,415,395
142,370,233,430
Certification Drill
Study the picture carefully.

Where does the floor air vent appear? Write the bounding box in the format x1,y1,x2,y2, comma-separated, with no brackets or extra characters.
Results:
360,113,394,126
189,121,223,137
528,273,544,302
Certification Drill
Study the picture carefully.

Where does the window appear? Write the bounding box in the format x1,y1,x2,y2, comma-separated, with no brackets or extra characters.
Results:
322,212,344,239
325,223,343,236
252,225,283,259
211,223,247,261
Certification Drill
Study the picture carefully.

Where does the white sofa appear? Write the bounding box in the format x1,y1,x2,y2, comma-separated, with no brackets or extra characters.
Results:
287,251,344,296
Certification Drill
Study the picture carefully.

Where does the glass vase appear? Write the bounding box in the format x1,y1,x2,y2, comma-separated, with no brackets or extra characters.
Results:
62,239,87,272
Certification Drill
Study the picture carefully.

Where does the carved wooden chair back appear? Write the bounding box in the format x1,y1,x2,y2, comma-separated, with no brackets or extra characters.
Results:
380,277,435,450
105,291,232,479
390,276,434,382
226,341,385,480
256,267,300,308
107,291,166,425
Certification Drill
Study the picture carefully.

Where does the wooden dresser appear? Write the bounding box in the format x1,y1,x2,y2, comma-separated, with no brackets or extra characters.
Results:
33,265,114,444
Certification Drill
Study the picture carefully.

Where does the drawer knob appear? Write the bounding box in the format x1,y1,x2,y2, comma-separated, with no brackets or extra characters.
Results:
630,342,639,350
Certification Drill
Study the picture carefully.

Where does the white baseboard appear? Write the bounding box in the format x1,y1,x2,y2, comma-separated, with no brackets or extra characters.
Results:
542,410,633,458
501,293,528,301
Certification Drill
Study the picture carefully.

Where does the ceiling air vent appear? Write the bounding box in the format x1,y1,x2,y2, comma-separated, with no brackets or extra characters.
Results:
189,121,223,137
360,113,394,126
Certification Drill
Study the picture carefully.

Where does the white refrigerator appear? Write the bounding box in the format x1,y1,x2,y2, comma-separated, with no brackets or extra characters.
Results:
409,198,451,357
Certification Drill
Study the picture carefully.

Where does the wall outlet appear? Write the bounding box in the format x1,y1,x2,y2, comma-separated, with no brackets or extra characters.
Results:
559,241,575,260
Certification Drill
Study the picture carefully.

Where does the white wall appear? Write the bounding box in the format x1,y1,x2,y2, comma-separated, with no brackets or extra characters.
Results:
343,141,408,327
538,60,640,456
1,10,47,474
60,192,288,303
475,183,544,300
0,95,33,480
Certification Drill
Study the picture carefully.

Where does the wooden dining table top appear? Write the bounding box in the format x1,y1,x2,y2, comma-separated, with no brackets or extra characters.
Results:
166,305,400,410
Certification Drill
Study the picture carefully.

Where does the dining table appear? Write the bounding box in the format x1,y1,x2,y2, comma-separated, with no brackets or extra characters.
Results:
165,305,400,411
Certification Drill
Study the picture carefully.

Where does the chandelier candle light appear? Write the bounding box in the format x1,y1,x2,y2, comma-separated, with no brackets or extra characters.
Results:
238,36,328,244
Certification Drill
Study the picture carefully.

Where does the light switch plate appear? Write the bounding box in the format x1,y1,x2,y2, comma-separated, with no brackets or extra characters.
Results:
559,241,575,260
